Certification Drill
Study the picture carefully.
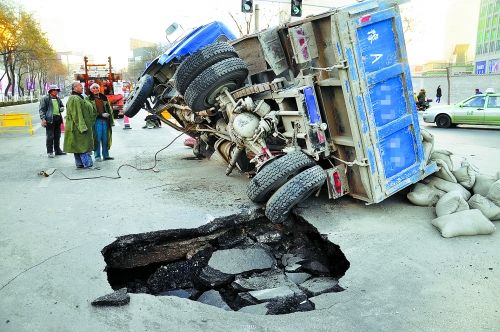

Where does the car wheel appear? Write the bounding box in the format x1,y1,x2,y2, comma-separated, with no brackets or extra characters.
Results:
184,57,248,112
247,151,317,203
175,42,238,95
124,74,154,117
265,165,327,224
435,114,452,128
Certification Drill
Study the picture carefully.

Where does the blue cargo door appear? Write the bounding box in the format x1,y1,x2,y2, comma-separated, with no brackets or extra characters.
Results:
350,8,433,200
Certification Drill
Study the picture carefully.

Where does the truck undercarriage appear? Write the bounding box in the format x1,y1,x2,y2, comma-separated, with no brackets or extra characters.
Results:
124,0,437,223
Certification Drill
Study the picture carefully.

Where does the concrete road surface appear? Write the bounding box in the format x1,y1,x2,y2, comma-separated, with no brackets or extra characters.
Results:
0,103,499,331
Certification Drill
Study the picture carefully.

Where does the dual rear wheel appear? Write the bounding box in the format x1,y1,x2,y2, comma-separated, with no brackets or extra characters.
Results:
247,151,327,223
176,42,248,112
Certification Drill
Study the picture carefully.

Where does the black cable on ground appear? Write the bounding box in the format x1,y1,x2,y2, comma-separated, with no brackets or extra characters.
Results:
40,132,185,181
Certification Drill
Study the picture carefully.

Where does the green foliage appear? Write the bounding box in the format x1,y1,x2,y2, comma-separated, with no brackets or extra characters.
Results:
0,99,38,107
0,0,64,96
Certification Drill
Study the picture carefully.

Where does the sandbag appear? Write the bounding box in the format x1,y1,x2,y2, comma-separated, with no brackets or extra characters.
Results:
421,129,434,163
424,176,471,201
452,161,476,190
407,183,445,207
435,191,469,217
472,174,497,196
421,128,434,144
486,180,500,207
430,150,453,171
434,159,457,183
423,142,433,164
431,209,496,238
468,194,500,221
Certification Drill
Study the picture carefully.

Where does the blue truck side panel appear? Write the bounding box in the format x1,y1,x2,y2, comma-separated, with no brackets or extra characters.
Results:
344,3,435,201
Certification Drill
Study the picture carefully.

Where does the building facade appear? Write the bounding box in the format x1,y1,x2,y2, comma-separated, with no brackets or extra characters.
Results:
475,0,500,74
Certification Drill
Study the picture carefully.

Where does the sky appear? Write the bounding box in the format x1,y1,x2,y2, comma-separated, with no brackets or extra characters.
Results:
14,0,481,70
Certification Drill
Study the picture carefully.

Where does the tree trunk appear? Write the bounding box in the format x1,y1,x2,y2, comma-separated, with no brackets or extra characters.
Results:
17,67,24,97
8,58,16,98
2,54,10,95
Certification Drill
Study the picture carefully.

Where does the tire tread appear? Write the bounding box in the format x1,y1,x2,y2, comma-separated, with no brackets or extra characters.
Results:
265,165,327,223
247,151,316,203
175,42,238,95
124,74,154,117
184,57,248,111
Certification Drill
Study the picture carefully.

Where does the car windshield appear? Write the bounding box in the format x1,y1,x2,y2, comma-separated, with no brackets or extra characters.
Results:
463,96,485,108
487,96,500,108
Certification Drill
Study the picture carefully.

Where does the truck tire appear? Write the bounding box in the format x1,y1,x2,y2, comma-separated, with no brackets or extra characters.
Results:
175,42,238,95
247,151,317,203
184,57,248,112
265,166,326,224
124,74,154,117
435,114,451,128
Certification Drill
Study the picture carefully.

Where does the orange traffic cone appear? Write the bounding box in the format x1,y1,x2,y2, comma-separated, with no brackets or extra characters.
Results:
60,119,65,133
123,115,132,130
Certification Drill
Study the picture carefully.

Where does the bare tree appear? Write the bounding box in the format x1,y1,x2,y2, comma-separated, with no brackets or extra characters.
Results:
228,12,254,37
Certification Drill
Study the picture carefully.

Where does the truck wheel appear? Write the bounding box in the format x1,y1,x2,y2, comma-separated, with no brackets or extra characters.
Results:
184,57,248,112
265,166,327,224
435,114,451,128
247,151,316,203
175,42,238,95
124,74,154,117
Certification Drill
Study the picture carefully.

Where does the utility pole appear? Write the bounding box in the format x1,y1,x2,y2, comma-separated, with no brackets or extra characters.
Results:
446,65,451,105
254,4,260,33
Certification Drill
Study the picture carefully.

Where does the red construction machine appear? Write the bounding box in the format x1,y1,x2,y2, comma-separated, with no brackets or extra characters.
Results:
74,56,130,118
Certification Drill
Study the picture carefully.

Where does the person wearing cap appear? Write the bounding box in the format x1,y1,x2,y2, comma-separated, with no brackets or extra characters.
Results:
87,83,114,161
63,82,96,169
39,84,66,158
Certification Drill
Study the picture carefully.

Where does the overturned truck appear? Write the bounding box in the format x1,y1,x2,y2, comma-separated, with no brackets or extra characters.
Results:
124,0,437,223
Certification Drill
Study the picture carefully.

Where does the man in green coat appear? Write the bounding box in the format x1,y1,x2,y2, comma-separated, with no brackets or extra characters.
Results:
63,82,96,169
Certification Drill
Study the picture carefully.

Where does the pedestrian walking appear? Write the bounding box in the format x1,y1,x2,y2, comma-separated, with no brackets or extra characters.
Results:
436,85,442,103
475,88,482,95
39,84,66,158
87,83,114,161
63,82,96,169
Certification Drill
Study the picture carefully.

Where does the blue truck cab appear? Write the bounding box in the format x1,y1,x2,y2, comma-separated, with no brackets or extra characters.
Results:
143,21,236,83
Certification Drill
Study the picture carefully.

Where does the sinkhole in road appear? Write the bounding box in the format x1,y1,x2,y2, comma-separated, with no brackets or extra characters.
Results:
101,209,350,315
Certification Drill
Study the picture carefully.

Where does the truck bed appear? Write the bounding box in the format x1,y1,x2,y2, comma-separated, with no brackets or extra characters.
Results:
231,0,437,204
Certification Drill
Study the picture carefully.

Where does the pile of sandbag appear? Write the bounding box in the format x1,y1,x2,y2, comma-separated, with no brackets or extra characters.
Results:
407,129,500,238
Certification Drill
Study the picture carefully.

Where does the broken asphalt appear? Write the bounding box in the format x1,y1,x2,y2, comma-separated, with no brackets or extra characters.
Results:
0,106,499,331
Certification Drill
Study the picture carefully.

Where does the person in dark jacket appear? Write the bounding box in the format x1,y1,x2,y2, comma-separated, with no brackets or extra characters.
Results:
87,83,114,161
436,85,442,103
39,84,66,157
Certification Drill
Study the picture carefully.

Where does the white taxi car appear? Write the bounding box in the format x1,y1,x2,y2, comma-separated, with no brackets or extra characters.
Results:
422,92,500,128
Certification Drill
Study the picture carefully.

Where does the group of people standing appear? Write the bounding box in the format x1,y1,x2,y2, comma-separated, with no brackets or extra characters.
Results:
39,82,114,169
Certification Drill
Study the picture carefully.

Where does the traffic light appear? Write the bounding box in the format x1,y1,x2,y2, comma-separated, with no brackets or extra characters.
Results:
241,0,253,13
291,0,302,17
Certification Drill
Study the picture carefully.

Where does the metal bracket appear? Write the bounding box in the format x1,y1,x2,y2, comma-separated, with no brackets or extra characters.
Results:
310,60,349,72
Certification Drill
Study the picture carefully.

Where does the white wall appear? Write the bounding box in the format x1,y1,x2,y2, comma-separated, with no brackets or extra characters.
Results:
411,74,500,104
